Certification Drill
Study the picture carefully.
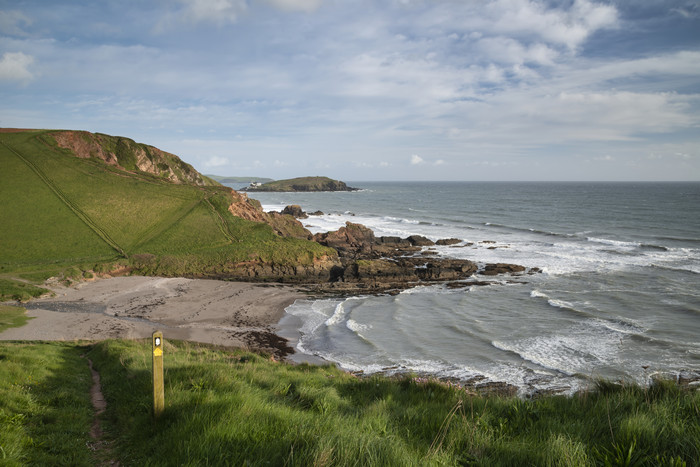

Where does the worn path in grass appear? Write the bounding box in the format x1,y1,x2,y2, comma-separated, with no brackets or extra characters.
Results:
0,276,303,358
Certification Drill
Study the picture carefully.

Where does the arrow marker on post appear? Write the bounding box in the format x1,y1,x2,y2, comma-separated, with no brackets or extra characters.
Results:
152,331,164,418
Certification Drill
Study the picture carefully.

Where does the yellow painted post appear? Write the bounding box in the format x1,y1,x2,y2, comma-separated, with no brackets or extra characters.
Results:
152,331,164,418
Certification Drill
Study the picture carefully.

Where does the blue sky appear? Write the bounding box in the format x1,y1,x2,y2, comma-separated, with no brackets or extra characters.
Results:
1,0,699,181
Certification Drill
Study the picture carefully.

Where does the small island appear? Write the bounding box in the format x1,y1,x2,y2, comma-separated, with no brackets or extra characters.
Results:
242,176,358,192
205,175,274,185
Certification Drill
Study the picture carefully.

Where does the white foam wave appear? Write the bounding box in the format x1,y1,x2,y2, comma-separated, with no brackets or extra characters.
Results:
325,302,346,327
529,289,579,311
530,290,549,299
346,319,370,334
592,318,645,335
492,324,622,377
548,298,576,310
587,237,641,248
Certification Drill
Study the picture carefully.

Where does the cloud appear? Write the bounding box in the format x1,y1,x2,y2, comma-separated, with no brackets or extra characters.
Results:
0,10,32,36
486,0,619,50
204,156,229,167
475,37,558,66
410,154,424,165
263,0,324,12
175,0,248,25
0,52,34,83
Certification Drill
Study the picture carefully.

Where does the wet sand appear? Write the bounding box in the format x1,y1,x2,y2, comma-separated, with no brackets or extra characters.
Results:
0,276,305,358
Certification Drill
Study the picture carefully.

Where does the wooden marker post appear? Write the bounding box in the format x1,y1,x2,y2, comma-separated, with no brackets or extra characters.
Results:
152,331,164,418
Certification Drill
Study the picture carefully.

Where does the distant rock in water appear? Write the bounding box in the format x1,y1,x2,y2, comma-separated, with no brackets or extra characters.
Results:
281,205,308,219
243,176,358,192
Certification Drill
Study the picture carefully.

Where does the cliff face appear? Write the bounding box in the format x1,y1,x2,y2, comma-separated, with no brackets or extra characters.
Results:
50,130,213,186
228,192,314,240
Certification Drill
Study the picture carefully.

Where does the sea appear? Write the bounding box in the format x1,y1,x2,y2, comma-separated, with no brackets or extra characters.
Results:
242,182,700,396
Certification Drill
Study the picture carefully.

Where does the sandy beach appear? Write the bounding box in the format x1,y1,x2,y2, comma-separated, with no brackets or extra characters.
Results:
0,276,305,358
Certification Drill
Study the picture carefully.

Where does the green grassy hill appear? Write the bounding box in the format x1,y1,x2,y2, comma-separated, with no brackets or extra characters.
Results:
0,130,335,289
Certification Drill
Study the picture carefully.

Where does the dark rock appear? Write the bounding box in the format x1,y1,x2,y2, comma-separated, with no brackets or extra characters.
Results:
479,263,527,276
309,210,324,216
281,205,308,219
303,220,533,294
313,222,376,257
378,236,409,246
436,238,462,246
407,235,435,246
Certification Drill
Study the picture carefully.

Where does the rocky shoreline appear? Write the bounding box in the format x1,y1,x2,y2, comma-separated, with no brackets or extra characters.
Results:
271,205,541,296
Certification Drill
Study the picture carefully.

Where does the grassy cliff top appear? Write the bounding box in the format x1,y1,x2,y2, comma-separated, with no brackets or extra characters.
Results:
0,129,334,287
245,176,357,192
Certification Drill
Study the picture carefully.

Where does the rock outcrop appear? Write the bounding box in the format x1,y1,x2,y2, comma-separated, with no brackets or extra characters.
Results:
308,221,536,294
281,205,308,219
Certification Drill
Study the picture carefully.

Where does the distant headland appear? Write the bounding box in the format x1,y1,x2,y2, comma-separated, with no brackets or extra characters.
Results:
241,176,359,192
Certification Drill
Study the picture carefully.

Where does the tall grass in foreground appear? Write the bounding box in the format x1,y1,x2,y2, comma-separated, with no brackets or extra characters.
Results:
0,340,697,465
87,339,700,466
0,342,93,465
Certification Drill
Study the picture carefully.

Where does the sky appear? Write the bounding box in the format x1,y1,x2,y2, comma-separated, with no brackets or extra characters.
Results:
1,0,699,181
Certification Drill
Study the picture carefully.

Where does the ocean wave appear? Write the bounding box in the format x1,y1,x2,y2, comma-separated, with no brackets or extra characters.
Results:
383,215,420,225
640,243,669,252
656,235,700,245
482,221,578,239
530,290,579,312
592,318,646,336
325,301,347,327
491,325,623,377
587,237,641,248
651,263,700,275
491,339,579,376
346,319,371,334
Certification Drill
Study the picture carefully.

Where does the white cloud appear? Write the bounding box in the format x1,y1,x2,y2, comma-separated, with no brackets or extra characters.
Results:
475,37,558,66
205,156,229,167
410,154,424,165
263,0,324,12
0,52,34,83
178,0,247,24
487,0,618,50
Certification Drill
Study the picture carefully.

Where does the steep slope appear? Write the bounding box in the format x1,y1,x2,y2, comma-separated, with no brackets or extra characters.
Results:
48,130,216,186
0,130,337,283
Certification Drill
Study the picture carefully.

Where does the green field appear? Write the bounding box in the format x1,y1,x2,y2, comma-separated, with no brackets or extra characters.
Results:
0,130,333,291
0,339,697,466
